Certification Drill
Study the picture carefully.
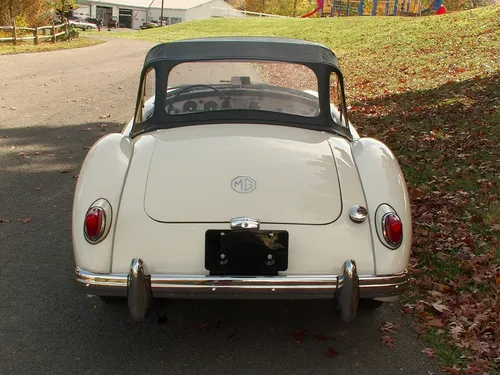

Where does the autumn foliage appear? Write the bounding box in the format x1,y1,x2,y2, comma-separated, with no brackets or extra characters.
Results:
0,0,77,27
0,0,52,27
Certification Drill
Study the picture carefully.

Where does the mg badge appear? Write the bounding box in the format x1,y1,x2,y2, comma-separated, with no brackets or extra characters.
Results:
231,176,256,194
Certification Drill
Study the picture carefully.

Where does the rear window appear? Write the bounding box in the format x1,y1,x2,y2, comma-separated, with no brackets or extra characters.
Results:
165,60,320,118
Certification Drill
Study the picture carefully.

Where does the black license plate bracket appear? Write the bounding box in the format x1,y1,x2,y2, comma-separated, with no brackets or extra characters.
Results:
205,229,289,276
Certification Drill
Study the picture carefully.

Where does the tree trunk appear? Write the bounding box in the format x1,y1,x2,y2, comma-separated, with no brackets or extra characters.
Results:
293,0,299,16
8,0,14,26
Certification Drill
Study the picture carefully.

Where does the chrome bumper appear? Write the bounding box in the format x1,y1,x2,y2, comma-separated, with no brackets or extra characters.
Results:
74,258,408,322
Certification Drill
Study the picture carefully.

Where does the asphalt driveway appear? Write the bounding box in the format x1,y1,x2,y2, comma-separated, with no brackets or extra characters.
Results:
0,37,441,375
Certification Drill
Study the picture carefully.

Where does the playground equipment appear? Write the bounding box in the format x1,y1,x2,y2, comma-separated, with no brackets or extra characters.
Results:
301,0,324,18
301,0,441,17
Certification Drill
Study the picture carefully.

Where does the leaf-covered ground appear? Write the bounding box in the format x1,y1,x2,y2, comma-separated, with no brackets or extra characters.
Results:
94,6,500,372
353,73,499,374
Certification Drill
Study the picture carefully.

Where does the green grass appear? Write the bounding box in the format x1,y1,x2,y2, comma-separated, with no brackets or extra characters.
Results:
423,329,468,369
403,166,437,187
0,37,104,55
102,6,499,100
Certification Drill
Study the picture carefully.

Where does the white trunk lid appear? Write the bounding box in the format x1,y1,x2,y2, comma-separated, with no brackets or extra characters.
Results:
143,124,342,225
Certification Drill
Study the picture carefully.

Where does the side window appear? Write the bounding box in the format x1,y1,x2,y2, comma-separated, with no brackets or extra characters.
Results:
143,67,156,102
330,73,348,127
135,68,156,123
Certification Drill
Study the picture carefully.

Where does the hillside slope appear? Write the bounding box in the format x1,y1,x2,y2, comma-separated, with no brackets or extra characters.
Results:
107,6,498,100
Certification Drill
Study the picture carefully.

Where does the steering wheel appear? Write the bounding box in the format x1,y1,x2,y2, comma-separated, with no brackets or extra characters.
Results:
166,84,230,114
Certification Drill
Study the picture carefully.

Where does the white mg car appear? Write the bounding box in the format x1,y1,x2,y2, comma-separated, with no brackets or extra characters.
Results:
72,37,411,322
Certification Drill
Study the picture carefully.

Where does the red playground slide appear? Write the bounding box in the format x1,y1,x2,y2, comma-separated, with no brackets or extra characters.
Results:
301,0,325,18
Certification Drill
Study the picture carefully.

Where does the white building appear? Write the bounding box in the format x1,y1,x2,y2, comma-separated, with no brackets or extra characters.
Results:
72,0,244,29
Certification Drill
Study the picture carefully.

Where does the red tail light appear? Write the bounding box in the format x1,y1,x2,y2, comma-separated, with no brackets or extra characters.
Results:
83,199,112,244
84,207,104,242
383,213,403,247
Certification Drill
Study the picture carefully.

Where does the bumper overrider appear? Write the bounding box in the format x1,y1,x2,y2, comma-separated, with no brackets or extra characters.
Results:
74,258,408,322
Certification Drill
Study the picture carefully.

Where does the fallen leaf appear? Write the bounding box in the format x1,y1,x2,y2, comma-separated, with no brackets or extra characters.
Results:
379,321,401,334
17,218,32,223
422,348,435,358
412,324,425,335
381,335,395,348
401,305,412,314
60,169,70,173
33,187,41,191
0,219,10,223
443,367,461,375
431,301,450,313
450,324,465,340
424,319,444,328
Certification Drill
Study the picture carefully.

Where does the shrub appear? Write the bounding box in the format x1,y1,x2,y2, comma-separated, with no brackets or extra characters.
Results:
62,26,79,41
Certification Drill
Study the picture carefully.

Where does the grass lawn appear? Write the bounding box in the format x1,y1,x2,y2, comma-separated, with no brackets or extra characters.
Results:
98,6,499,373
0,37,104,55
104,6,498,96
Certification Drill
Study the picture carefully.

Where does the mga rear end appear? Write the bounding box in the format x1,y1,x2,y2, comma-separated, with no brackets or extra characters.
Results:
72,37,411,323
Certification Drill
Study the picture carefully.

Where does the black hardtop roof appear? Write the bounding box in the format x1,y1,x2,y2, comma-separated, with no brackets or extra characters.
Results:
144,36,340,69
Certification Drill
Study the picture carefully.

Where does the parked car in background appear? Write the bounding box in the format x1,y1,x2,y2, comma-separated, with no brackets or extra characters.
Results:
85,18,99,25
140,21,159,29
69,17,98,31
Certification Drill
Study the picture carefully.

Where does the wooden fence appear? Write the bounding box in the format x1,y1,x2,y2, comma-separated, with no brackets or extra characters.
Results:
240,10,290,18
0,22,68,45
